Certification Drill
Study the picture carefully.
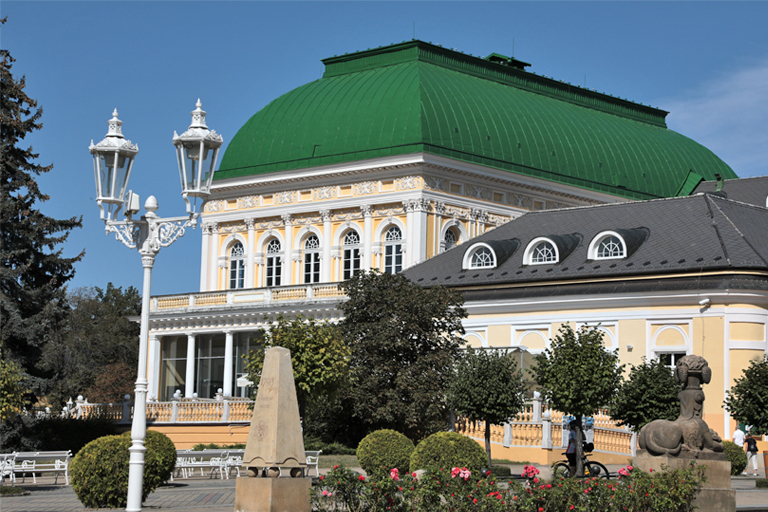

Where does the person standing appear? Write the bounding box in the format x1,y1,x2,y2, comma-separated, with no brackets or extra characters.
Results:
733,427,747,475
745,433,759,477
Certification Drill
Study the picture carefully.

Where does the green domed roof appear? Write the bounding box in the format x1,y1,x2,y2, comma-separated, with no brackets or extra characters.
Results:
217,41,736,200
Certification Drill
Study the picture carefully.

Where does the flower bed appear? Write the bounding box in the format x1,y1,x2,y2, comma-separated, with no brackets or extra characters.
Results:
311,462,706,512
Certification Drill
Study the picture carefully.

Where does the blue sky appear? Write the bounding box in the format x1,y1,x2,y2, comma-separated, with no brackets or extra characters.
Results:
2,1,767,296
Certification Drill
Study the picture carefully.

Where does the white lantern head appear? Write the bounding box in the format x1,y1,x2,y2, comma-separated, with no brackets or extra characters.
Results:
89,109,139,220
173,99,223,213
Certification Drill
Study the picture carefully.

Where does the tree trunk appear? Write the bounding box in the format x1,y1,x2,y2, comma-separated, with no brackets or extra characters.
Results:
485,421,492,470
575,418,584,477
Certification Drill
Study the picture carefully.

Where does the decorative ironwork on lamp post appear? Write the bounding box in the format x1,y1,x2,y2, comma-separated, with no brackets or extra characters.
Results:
89,101,222,512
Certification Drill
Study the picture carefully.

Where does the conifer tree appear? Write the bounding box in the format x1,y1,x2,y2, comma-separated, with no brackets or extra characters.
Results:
0,23,84,391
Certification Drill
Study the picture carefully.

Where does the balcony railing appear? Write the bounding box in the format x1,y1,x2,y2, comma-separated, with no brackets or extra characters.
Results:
455,396,635,457
70,397,253,424
152,283,345,311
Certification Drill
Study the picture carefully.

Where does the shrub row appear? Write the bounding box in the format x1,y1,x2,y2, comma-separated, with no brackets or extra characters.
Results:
723,440,748,475
356,429,487,476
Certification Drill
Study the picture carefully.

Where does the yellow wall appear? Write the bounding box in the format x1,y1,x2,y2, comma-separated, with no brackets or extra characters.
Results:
149,424,249,449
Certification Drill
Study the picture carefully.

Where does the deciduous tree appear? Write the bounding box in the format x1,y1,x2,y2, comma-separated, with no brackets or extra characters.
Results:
242,314,350,417
610,357,682,433
724,355,768,436
0,27,83,392
447,347,527,468
340,270,467,440
530,325,624,476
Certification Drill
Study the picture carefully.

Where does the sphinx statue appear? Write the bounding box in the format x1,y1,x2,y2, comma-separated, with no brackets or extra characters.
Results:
638,355,725,459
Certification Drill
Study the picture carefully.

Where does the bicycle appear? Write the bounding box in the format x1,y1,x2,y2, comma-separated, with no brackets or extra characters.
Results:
552,443,610,479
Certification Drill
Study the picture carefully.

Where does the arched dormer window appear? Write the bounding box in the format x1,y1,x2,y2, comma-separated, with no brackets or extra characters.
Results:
229,241,245,289
444,228,458,251
524,237,559,265
342,230,361,280
265,238,282,287
303,235,321,284
589,231,626,260
462,243,496,270
384,226,403,274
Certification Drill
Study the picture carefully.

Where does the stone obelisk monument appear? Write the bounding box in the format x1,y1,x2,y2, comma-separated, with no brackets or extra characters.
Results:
234,347,310,512
636,355,735,512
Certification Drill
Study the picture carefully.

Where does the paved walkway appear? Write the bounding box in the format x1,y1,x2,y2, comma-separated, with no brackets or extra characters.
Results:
2,468,766,511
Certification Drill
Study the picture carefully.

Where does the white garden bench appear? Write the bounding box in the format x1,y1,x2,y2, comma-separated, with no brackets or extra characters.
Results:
13,451,72,485
305,450,322,477
1,453,16,485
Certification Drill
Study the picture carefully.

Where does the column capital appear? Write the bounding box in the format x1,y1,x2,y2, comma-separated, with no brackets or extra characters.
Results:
245,218,256,230
434,201,447,215
360,205,373,217
320,209,333,222
281,214,293,226
211,222,220,234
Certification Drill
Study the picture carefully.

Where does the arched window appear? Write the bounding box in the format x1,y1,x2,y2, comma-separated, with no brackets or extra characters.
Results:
265,239,282,287
462,243,496,269
229,241,245,289
384,226,403,274
303,235,321,284
595,235,625,259
471,247,495,268
444,228,458,251
524,237,558,265
342,230,361,280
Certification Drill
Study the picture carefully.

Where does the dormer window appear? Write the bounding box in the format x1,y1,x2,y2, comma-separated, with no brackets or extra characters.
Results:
589,231,627,260
462,243,497,269
524,237,559,265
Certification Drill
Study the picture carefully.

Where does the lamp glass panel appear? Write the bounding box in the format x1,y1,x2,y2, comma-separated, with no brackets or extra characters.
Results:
98,151,130,200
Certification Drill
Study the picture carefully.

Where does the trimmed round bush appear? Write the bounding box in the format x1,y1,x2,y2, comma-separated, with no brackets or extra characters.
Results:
356,429,415,476
410,431,486,473
71,431,177,508
723,440,748,475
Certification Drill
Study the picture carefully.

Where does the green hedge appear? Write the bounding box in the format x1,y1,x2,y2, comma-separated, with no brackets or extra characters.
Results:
356,429,415,477
756,478,768,489
71,430,176,508
723,440,748,475
409,431,486,473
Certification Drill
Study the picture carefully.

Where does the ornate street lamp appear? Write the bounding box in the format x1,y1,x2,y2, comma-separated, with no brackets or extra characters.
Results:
90,101,222,512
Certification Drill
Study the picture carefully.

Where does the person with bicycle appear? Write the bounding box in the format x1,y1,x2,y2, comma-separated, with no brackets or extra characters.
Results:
566,419,585,476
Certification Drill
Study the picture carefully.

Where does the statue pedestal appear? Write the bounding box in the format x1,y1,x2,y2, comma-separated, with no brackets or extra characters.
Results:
634,454,735,512
234,477,311,512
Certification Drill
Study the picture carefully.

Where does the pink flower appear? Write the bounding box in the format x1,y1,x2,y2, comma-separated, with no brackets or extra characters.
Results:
390,468,400,481
322,490,328,496
333,465,339,470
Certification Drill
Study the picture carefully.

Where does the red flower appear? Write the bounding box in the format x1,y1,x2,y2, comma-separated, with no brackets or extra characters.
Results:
333,465,339,470
473,499,478,504
319,476,324,480
358,475,365,481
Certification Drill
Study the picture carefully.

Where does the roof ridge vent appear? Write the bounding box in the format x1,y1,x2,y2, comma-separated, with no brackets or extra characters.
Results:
484,52,531,71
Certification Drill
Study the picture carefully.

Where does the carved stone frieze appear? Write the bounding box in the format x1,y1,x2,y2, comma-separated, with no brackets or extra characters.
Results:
395,176,420,190
276,191,296,205
332,209,362,222
219,223,246,234
313,186,336,201
204,200,225,213
354,181,377,195
374,205,405,217
444,205,470,220
238,195,258,209
423,176,449,192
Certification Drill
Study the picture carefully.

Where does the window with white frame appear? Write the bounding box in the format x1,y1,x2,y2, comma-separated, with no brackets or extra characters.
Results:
265,238,282,287
444,228,458,251
462,243,496,269
229,241,245,289
303,235,321,284
524,237,558,265
657,352,686,370
384,226,403,274
342,230,361,280
589,232,626,260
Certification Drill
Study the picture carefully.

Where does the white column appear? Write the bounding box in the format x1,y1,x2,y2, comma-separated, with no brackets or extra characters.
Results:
246,218,255,288
403,200,414,267
223,331,234,397
184,333,196,398
321,210,332,282
282,215,293,286
211,223,220,290
433,202,445,256
411,199,429,265
147,335,161,401
362,205,373,270
200,224,211,291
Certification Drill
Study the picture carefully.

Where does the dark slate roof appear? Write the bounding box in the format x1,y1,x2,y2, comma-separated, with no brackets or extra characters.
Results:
692,176,768,208
403,193,768,289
